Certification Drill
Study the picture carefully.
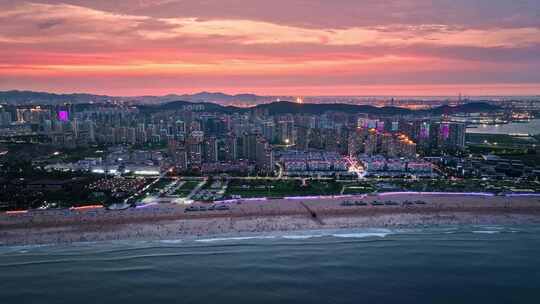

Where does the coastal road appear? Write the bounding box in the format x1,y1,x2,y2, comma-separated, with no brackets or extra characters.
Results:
276,162,284,179
124,166,175,204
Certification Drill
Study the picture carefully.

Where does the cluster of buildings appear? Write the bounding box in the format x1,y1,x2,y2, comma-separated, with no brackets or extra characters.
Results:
44,147,163,176
168,129,274,173
359,156,435,177
409,120,466,153
443,155,540,179
0,106,12,126
348,129,417,158
1,101,468,177
279,151,349,176
349,117,466,157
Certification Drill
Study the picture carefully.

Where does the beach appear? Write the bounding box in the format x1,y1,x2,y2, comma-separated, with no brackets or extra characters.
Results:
2,193,540,246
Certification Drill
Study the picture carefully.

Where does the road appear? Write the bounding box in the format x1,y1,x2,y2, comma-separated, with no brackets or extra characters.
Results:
186,179,208,200
344,156,366,180
276,162,284,179
124,166,175,204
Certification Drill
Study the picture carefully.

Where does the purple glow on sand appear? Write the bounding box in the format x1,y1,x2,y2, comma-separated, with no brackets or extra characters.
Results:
243,198,268,201
215,199,238,204
505,193,540,197
136,203,158,209
333,195,355,199
377,192,494,197
285,196,322,200
284,194,356,200
214,198,267,204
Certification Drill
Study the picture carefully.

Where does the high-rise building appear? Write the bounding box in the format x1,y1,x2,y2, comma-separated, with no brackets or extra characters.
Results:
296,127,310,151
440,122,466,151
412,120,431,151
348,129,364,157
364,129,378,155
277,117,295,145
0,109,12,126
175,120,186,136
396,134,417,158
203,137,219,163
255,137,274,172
222,134,238,161
169,141,188,170
241,133,258,160
380,133,396,157
187,140,202,167
261,120,276,143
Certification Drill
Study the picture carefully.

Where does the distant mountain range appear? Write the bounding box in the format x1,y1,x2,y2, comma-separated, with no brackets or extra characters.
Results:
161,92,279,105
0,90,284,106
0,90,537,108
140,100,501,116
0,90,502,116
0,90,113,105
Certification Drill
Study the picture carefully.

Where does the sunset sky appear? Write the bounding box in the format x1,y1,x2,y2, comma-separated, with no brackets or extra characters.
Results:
1,0,539,96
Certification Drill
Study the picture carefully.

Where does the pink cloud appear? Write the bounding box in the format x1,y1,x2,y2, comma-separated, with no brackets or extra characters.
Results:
0,1,538,95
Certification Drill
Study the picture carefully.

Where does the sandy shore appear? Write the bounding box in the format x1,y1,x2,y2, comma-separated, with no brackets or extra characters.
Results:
2,194,540,246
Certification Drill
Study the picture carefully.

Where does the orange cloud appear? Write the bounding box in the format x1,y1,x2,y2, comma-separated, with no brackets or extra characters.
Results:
0,1,538,96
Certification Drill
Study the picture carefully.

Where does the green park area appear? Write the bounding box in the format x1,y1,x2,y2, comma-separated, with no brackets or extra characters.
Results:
225,179,342,199
387,178,540,194
173,180,201,197
223,177,540,200
467,133,538,146
146,178,175,195
342,182,376,195
466,133,539,166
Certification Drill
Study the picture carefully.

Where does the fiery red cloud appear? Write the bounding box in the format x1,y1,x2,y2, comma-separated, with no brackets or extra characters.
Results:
0,0,539,96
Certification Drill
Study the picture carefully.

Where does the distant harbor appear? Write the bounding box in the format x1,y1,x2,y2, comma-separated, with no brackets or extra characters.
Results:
466,119,540,136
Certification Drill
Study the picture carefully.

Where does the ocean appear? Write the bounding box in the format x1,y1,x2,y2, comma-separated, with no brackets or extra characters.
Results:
1,226,540,304
466,119,540,135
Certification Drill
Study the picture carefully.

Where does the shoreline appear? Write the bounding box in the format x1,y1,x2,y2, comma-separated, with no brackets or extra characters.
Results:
2,194,540,246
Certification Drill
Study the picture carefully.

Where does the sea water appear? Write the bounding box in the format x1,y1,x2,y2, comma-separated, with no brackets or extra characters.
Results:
466,118,540,135
1,225,539,304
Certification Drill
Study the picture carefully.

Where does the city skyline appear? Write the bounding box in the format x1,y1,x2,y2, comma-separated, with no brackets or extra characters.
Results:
1,0,540,96
2,2,540,301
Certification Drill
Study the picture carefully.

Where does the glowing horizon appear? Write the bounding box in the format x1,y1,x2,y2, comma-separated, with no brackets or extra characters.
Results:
1,1,539,97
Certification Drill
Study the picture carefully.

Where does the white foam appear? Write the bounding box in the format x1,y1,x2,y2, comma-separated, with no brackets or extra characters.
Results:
282,234,325,240
332,232,390,238
283,229,393,240
159,240,183,244
195,229,396,242
472,230,500,234
196,236,276,243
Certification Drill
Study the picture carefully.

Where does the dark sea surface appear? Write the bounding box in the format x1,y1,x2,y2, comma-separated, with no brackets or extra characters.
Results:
1,226,540,304
466,119,540,135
